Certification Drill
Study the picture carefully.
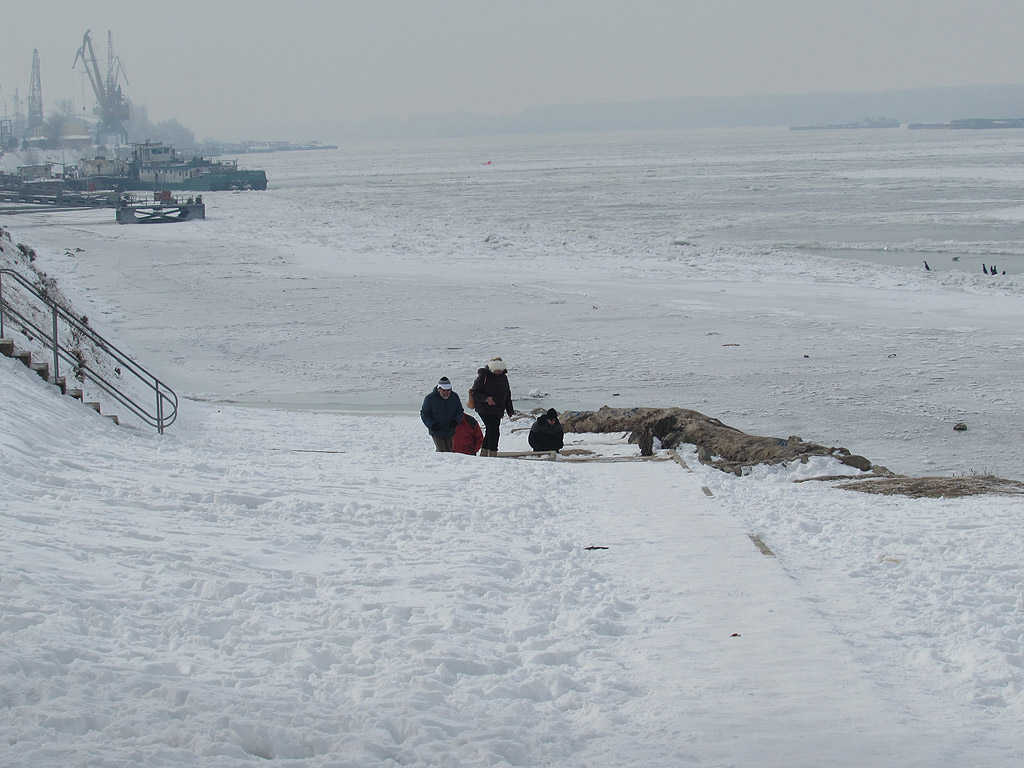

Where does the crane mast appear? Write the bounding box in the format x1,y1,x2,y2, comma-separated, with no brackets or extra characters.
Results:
106,31,129,105
28,49,43,131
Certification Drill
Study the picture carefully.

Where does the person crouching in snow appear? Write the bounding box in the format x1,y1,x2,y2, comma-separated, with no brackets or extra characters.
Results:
529,408,564,453
470,357,514,456
453,412,484,455
420,376,463,452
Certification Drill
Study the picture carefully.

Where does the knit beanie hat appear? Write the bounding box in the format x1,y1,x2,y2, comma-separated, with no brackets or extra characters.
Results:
545,408,558,420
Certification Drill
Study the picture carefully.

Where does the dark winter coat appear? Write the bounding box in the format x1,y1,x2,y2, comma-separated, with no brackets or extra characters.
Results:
528,415,564,452
469,368,513,418
453,413,484,455
420,388,464,439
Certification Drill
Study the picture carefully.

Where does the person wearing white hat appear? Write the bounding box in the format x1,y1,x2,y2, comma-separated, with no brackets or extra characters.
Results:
420,376,464,452
468,357,514,456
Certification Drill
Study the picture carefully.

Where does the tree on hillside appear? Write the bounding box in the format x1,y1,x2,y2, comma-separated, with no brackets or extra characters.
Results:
152,119,195,149
43,112,68,149
37,101,82,149
124,100,196,148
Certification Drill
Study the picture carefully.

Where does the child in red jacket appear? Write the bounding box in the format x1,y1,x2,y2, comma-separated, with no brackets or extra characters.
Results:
453,412,484,455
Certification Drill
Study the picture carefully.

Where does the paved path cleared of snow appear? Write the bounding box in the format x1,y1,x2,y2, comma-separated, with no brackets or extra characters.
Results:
554,459,963,767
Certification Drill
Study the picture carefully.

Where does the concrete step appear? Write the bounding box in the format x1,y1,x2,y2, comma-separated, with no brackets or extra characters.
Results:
4,341,123,428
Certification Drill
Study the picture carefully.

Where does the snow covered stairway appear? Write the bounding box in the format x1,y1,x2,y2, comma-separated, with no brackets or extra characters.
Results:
0,338,118,425
1,268,173,432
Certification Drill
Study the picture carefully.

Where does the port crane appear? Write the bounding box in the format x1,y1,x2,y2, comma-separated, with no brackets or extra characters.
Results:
73,29,129,141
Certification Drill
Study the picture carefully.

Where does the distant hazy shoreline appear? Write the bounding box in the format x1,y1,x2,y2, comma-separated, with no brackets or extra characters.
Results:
333,83,1024,140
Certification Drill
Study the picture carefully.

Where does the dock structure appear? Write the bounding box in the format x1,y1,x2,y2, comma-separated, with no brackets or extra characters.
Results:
116,194,205,224
0,187,117,214
0,182,205,223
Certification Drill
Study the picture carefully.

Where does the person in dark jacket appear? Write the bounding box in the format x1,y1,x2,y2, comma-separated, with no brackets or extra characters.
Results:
420,376,463,452
469,357,513,456
529,408,564,453
453,412,484,455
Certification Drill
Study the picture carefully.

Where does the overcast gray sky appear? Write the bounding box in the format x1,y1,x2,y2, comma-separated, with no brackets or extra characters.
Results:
3,0,1024,141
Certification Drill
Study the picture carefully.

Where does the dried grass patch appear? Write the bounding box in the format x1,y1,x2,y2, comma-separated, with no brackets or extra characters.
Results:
834,474,1024,498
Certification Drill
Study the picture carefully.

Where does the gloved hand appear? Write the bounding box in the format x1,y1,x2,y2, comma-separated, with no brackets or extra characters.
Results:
449,417,459,428
431,422,440,433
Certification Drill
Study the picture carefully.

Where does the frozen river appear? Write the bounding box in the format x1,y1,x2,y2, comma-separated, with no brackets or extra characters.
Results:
10,126,1024,478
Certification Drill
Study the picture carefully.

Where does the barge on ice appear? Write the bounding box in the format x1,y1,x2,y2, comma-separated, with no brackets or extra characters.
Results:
68,142,267,193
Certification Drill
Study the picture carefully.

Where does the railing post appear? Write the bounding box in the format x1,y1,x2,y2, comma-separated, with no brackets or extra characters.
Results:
51,305,60,383
0,272,5,339
156,382,164,434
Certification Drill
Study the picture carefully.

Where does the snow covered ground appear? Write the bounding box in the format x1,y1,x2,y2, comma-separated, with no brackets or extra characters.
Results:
3,128,1024,765
2,352,1023,766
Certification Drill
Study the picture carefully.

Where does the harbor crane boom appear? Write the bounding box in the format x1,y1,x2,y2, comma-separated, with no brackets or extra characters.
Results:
73,29,129,141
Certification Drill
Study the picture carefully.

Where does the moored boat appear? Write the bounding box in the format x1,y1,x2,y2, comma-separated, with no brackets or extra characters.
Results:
67,141,268,192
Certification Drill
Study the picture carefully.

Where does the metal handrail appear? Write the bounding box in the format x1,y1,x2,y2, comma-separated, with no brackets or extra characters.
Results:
0,268,177,433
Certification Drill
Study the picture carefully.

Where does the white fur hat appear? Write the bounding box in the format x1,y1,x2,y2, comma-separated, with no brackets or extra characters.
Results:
487,357,507,373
